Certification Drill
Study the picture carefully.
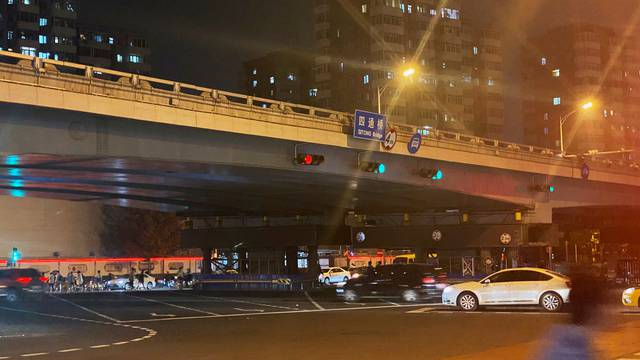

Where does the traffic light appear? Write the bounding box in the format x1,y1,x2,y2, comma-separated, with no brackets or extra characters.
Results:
10,247,21,264
294,153,325,166
359,161,385,174
419,168,443,180
531,184,555,193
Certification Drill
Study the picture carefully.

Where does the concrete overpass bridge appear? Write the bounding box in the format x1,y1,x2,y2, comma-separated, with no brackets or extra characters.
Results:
0,50,638,265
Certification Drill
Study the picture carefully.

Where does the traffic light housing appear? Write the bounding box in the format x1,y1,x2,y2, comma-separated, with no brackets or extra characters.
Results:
419,168,443,180
531,184,555,193
359,161,386,174
294,153,325,166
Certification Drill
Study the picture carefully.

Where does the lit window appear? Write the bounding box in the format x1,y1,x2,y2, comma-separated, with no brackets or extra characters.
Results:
429,9,437,16
7,0,13,4
340,62,344,72
53,53,59,60
108,37,114,45
408,4,412,13
287,73,296,81
473,46,478,55
541,57,547,65
128,54,142,63
544,127,549,135
252,68,257,75
421,59,426,66
37,52,50,59
449,81,455,87
336,29,340,38
20,46,36,56
309,88,318,97
387,71,394,79
400,2,405,12
363,74,369,84
441,8,460,19
54,36,59,44
553,97,561,105
463,75,472,83
38,35,47,44
442,62,447,69
603,109,608,117
269,76,275,84
22,0,30,5
252,80,257,88
361,4,367,13
39,18,47,26
116,54,123,63
7,31,13,40
544,113,549,120
552,69,560,77
95,34,103,43
488,78,495,86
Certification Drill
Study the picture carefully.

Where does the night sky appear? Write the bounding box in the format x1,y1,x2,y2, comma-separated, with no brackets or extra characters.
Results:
79,0,640,141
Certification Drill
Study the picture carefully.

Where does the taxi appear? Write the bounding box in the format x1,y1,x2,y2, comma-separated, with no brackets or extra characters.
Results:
622,287,640,306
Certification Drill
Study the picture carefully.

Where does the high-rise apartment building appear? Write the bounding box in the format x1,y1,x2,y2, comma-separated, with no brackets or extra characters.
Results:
312,0,504,138
243,49,313,105
522,24,640,153
0,0,150,74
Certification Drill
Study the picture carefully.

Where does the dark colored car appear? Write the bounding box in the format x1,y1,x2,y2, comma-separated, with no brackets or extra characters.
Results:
336,264,448,302
0,268,48,302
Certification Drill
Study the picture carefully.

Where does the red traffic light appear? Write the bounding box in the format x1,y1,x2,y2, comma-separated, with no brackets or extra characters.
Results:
295,153,325,166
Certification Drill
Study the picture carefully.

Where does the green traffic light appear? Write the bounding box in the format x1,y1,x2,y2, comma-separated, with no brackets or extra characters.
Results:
549,186,555,193
377,163,386,174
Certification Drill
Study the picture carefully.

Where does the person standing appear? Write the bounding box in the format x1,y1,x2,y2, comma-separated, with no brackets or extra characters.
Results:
128,267,135,290
75,270,84,292
47,271,56,292
95,270,103,291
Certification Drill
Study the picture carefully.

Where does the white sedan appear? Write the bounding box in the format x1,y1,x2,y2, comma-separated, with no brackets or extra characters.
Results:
442,267,571,312
318,267,351,285
105,273,157,290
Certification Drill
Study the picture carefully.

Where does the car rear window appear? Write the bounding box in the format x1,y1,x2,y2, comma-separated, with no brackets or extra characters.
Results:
0,268,41,279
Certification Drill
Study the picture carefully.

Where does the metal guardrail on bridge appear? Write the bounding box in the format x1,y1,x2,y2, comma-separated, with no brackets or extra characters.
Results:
0,50,637,176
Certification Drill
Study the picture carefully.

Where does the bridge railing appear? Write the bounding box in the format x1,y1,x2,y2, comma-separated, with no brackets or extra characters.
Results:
0,50,636,174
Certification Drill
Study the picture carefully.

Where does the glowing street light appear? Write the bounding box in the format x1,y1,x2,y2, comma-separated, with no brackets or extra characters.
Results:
377,65,417,114
560,100,596,156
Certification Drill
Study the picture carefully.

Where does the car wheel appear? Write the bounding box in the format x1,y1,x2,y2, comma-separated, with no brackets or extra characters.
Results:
5,289,18,303
324,277,331,286
343,276,349,283
540,292,563,312
146,282,154,290
457,292,478,311
402,290,419,302
344,290,358,302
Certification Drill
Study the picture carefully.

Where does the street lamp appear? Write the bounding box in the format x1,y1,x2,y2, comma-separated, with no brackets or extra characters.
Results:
377,66,416,114
559,100,594,156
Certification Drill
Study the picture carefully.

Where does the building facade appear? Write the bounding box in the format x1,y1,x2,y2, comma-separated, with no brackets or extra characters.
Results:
312,0,504,138
243,49,313,105
0,0,150,74
522,24,640,153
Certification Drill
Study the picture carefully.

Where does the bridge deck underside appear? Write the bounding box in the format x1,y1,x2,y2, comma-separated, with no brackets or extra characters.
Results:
0,154,520,215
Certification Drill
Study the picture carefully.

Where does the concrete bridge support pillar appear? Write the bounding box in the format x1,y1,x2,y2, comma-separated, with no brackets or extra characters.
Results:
307,245,321,277
201,247,213,274
285,246,299,275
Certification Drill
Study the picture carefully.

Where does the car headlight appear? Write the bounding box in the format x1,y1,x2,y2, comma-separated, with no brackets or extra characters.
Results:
624,288,636,294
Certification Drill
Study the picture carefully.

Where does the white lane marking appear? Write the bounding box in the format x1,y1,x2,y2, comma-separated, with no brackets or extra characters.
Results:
150,313,176,317
380,299,400,306
0,305,158,358
113,341,129,345
304,291,324,310
234,308,265,312
127,294,220,316
130,338,145,342
50,294,121,323
119,303,432,323
344,301,367,306
406,307,437,314
190,294,298,311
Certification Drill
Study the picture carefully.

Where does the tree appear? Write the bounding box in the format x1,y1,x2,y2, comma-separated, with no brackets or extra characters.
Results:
100,206,181,258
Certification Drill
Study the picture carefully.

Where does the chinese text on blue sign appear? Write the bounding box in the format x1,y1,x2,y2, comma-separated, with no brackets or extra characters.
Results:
353,110,386,141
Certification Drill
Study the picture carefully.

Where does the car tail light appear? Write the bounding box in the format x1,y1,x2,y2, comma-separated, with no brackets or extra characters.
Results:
15,277,32,284
422,276,435,284
39,276,48,283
